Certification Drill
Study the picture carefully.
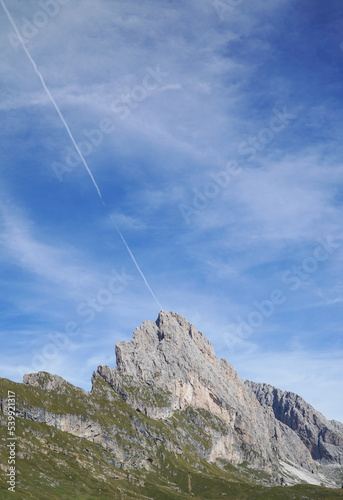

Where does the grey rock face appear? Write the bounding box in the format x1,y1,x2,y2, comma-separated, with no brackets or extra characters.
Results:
96,364,173,419
111,312,311,469
245,381,343,465
115,311,241,419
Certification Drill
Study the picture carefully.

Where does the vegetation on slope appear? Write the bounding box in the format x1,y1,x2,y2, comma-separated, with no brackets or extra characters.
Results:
0,376,342,499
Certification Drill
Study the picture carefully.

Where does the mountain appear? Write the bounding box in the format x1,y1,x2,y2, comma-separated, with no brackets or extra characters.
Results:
0,311,343,499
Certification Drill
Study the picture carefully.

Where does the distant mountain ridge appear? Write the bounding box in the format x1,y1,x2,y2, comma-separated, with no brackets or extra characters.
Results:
1,311,343,499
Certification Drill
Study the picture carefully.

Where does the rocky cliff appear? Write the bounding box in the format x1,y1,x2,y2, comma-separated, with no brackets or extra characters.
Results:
107,311,343,484
1,311,343,498
246,381,343,464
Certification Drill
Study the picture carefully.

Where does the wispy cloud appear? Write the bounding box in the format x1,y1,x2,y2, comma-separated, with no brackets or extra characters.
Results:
0,202,93,292
1,0,342,421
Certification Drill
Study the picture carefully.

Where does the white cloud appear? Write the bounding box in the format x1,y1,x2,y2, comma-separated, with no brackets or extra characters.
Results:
0,203,92,292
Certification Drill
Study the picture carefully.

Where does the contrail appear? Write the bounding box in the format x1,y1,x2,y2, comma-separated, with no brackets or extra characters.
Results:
1,0,163,310
110,216,163,310
0,1,103,202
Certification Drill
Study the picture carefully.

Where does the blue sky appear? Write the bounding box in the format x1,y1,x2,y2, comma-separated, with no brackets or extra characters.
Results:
1,0,343,421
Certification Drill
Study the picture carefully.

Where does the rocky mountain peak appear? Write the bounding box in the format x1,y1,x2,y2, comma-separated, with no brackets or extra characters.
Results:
155,310,197,340
94,311,343,482
115,311,219,380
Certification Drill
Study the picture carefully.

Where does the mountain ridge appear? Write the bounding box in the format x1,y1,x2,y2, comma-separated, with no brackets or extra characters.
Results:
1,310,343,498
